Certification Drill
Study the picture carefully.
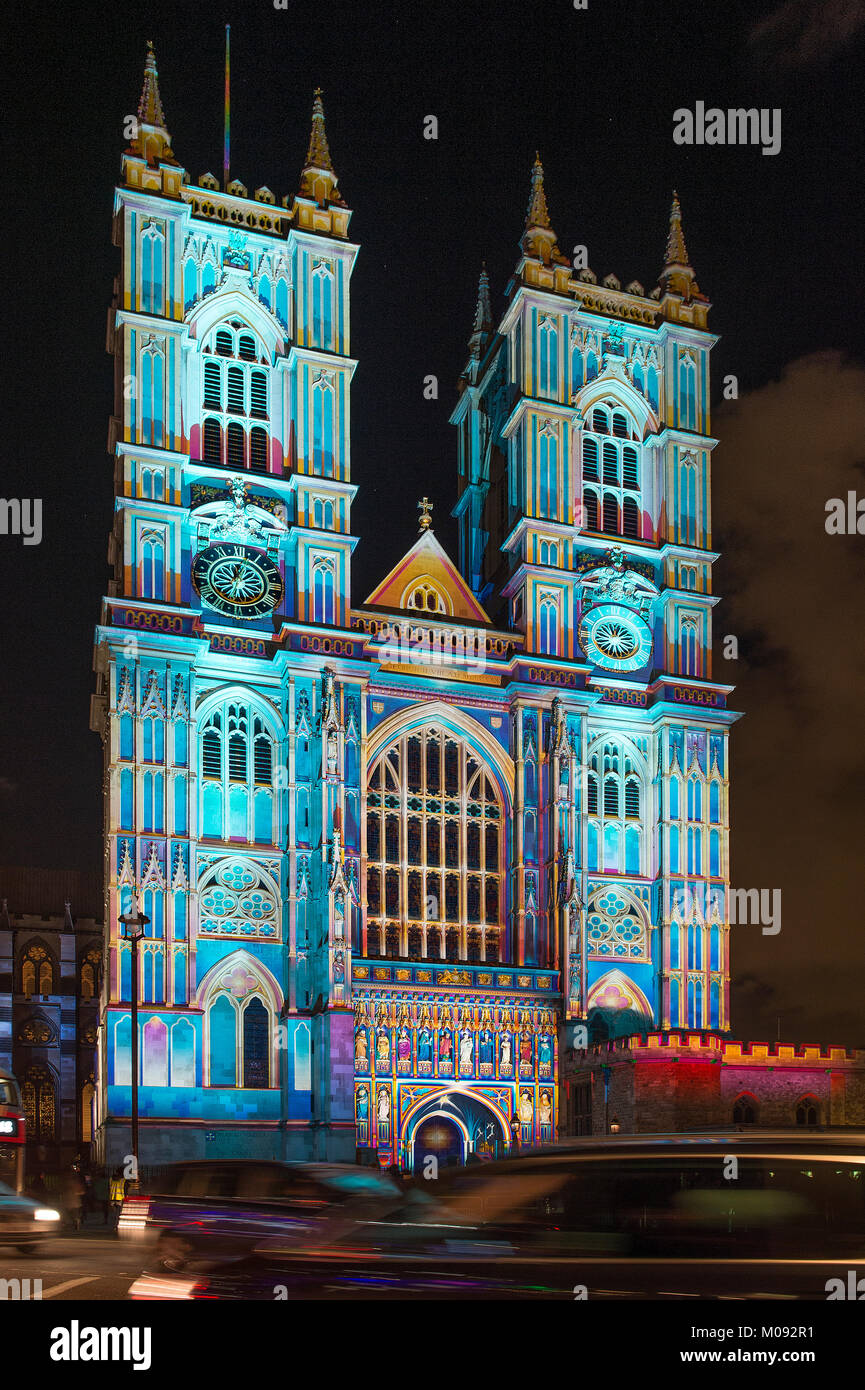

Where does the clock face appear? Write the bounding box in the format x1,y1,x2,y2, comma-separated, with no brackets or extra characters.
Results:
579,602,652,673
192,542,283,620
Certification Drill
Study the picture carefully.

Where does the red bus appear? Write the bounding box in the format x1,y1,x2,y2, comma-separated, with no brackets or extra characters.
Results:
0,1071,26,1193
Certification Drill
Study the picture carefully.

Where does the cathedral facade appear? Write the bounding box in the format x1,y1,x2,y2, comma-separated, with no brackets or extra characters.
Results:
91,46,738,1169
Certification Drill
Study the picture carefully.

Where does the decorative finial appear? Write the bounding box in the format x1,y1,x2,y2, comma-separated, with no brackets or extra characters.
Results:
138,40,167,130
519,153,567,268
418,497,433,531
664,190,690,268
467,263,493,359
305,88,334,173
525,152,552,232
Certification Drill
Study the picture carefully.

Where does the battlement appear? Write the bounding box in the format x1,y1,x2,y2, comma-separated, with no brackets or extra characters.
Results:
583,1032,862,1067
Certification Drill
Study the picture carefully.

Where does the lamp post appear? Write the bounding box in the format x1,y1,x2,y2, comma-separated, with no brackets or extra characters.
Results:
119,901,149,1180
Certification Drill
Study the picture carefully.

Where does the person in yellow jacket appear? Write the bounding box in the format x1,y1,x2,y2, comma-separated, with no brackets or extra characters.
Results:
109,1170,127,1225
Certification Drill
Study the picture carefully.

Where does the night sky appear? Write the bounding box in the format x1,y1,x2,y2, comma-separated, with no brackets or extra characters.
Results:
2,0,863,1044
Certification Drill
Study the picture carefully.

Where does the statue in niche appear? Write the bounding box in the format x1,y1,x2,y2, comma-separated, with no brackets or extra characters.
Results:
479,1029,494,1064
439,1029,453,1062
377,1088,390,1123
376,1027,390,1065
518,1089,533,1125
499,1034,512,1069
459,1029,474,1069
520,1030,533,1065
356,1084,369,1121
539,1033,552,1067
397,1026,411,1062
326,730,338,775
418,1028,432,1063
355,1028,368,1065
333,950,345,984
539,1092,552,1124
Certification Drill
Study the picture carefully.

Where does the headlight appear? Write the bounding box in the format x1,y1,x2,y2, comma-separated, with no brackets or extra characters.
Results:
34,1207,61,1221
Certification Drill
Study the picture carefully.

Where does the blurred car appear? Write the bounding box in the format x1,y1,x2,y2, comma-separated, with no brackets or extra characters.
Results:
130,1131,865,1299
0,1180,62,1253
120,1159,399,1269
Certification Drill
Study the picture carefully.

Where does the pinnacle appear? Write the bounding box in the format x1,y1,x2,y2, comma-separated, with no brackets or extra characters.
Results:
138,40,167,130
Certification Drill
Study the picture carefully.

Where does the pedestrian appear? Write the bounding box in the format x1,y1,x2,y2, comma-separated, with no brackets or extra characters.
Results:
109,1168,127,1226
61,1167,85,1232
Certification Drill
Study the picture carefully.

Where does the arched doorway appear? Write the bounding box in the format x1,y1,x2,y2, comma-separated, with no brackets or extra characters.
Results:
404,1088,511,1172
413,1117,464,1172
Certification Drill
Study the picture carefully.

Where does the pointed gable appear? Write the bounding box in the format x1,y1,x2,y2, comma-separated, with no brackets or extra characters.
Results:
364,530,491,624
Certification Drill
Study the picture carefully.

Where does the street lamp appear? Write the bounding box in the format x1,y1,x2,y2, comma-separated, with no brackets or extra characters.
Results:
118,899,149,1180
609,1115,621,1134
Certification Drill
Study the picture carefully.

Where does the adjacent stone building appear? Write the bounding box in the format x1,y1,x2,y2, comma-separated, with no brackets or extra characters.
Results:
0,867,102,1173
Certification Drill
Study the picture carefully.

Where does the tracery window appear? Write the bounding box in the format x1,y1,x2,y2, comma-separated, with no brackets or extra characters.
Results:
199,701,277,843
406,581,447,615
21,1065,56,1142
586,739,644,875
200,321,270,473
207,986,273,1089
20,943,54,996
365,726,504,962
80,948,102,1000
580,402,643,540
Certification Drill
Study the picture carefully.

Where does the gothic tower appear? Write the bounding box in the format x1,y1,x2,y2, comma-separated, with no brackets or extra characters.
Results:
452,165,737,1057
91,46,360,1163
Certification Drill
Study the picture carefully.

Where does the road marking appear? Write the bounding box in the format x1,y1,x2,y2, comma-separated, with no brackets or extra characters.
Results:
41,1276,101,1299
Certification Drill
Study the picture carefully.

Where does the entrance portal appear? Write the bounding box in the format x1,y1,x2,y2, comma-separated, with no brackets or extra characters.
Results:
413,1116,463,1171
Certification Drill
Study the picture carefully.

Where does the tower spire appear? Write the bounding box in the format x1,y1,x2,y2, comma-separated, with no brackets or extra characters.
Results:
658,190,702,303
468,263,493,356
138,41,166,129
519,153,567,270
126,41,178,175
298,89,346,207
664,191,690,269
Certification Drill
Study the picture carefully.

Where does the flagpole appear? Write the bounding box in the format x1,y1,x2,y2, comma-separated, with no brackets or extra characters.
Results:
223,24,230,190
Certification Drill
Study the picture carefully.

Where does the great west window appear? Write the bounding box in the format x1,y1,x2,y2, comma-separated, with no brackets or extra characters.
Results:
365,726,503,963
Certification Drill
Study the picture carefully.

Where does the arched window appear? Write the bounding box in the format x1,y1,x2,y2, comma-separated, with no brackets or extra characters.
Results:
312,373,335,475
312,260,334,347
587,739,646,875
203,417,222,464
21,1065,56,1143
538,316,558,397
312,558,336,625
141,224,165,315
199,322,271,473
580,402,643,539
733,1093,758,1126
366,726,503,962
141,348,164,447
243,997,269,1087
407,581,447,614
21,943,54,996
140,530,165,600
80,948,101,1000
795,1095,820,1127
199,701,277,843
538,593,559,656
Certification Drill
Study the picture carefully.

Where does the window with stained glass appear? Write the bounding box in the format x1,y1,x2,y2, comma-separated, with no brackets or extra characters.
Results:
365,726,503,961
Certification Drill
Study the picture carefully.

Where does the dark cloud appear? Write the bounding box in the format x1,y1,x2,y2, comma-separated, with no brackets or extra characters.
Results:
716,353,865,1047
747,0,865,69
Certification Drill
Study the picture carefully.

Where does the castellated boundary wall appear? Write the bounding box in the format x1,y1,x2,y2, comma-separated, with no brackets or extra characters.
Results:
567,1033,865,1135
